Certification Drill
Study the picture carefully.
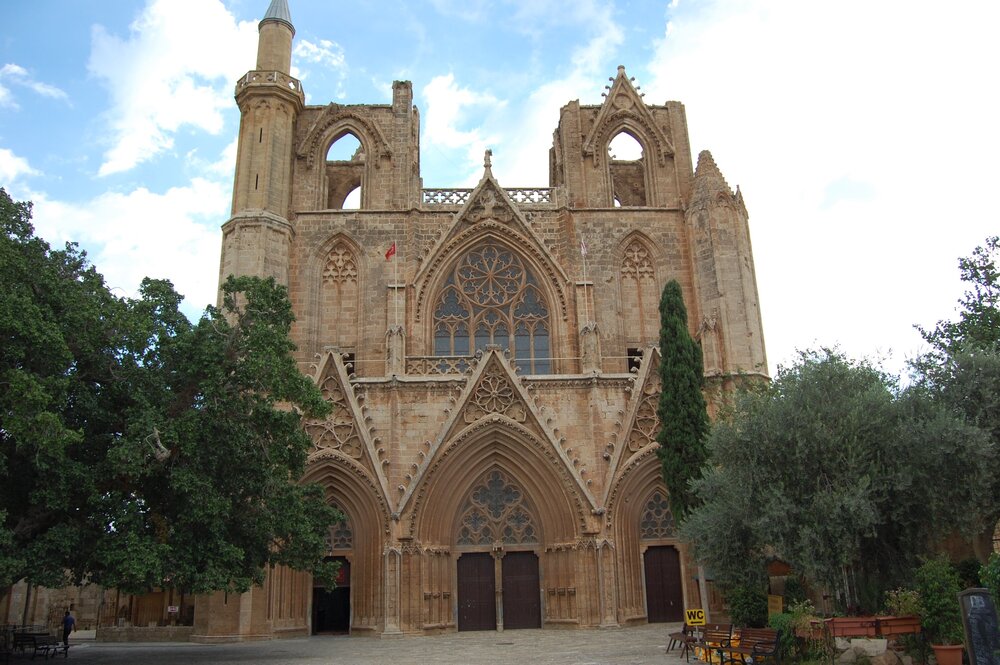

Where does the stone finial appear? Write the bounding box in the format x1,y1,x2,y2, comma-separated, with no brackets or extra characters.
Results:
484,148,493,170
691,150,735,206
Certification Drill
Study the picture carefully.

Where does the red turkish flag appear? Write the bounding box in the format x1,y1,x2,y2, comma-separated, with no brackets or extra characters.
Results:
385,242,396,260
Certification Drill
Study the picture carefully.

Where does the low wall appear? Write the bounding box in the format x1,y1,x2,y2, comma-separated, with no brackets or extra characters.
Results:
96,625,194,642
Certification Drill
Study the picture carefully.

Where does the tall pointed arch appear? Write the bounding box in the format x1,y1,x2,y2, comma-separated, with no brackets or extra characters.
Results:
617,233,660,352
301,234,364,359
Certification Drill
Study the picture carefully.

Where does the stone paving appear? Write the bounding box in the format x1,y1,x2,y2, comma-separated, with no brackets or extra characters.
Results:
60,623,687,664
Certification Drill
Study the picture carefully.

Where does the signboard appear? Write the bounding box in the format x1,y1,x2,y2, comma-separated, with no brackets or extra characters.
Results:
960,588,1000,665
167,605,179,614
768,595,784,616
685,608,706,626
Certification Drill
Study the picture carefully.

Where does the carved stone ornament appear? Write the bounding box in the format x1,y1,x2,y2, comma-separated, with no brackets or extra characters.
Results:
464,364,527,424
305,375,363,458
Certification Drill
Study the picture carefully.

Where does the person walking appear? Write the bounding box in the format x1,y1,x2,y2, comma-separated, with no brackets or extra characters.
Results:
61,610,75,645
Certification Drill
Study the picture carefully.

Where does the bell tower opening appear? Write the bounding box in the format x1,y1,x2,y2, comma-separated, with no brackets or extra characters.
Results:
326,132,364,209
608,131,647,207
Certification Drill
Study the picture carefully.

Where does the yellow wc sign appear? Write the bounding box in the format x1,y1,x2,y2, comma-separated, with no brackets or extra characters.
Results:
685,608,706,626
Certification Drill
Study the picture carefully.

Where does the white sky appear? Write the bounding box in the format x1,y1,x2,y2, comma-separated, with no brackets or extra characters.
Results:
1,0,998,378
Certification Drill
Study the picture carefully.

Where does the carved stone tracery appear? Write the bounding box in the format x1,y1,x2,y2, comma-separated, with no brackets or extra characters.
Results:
305,375,363,458
322,241,358,284
639,490,676,540
464,365,527,424
627,373,661,452
620,240,655,282
456,470,538,546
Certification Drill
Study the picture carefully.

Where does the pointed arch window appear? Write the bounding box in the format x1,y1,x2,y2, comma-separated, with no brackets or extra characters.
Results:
456,470,538,547
326,132,364,209
640,491,676,540
608,130,647,206
326,503,354,552
433,244,551,374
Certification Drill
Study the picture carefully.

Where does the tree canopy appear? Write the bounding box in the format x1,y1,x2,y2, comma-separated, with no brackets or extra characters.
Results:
916,236,1000,560
0,188,338,593
655,280,710,524
680,349,993,610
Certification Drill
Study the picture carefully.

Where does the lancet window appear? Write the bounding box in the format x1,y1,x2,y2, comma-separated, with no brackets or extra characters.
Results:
456,470,538,547
433,244,551,374
639,491,676,540
326,504,354,552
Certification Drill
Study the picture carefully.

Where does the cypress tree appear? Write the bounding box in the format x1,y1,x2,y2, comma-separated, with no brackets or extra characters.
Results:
655,280,710,524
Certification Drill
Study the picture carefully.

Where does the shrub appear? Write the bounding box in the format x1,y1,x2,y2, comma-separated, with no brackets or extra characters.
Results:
954,558,982,589
914,556,964,645
884,588,921,616
727,584,769,628
982,553,1000,603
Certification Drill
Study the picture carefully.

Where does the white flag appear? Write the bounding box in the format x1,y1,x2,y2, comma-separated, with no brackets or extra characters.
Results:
580,239,588,257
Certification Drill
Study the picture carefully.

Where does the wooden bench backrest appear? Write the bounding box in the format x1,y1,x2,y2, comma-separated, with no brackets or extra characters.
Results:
739,627,779,653
700,623,733,645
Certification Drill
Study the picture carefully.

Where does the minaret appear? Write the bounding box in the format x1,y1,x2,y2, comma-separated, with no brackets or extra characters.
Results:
686,150,768,382
218,0,304,291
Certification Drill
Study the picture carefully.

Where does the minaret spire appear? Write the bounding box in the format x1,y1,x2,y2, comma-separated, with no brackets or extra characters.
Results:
260,0,294,35
256,0,295,74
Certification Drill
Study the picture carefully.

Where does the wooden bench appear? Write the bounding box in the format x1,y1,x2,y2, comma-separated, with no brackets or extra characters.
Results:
722,627,781,665
692,623,735,663
667,623,697,659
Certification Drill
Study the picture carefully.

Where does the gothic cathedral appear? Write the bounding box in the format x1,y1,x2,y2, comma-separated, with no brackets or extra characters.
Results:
194,0,768,640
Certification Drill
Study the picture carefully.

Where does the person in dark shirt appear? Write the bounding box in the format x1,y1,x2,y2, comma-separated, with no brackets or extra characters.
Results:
61,610,75,645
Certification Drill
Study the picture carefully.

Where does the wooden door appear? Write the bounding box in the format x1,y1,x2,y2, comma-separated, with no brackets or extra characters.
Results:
457,553,496,631
644,545,683,622
501,552,541,629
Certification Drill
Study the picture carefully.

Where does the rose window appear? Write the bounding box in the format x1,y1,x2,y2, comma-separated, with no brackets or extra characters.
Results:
457,470,538,546
433,244,551,374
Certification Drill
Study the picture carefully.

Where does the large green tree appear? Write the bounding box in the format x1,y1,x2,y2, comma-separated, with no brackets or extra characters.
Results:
680,349,993,611
0,188,338,593
916,236,1000,561
655,280,710,524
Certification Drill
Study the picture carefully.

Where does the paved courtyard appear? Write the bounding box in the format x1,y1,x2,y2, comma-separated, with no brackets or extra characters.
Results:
60,623,686,664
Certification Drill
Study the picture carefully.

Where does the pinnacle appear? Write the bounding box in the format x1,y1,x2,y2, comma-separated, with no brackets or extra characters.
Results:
261,0,294,35
691,150,733,200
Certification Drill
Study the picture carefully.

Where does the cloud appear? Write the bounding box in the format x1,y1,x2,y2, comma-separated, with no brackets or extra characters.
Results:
497,3,624,186
88,0,258,176
30,178,229,316
293,38,348,100
422,74,503,180
0,63,68,108
641,0,1000,374
0,147,40,182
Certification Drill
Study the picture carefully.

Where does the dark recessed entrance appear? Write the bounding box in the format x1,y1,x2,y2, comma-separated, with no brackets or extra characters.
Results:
501,551,540,629
313,556,350,634
457,552,496,631
644,545,683,622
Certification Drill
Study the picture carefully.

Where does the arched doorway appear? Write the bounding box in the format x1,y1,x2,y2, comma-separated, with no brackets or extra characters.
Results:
641,491,683,622
455,469,541,631
313,507,353,634
313,556,350,633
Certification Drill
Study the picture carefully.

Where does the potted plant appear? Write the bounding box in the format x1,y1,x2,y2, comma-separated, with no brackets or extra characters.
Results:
914,556,965,665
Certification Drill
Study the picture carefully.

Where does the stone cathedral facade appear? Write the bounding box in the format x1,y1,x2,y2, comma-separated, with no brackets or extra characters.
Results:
192,0,768,641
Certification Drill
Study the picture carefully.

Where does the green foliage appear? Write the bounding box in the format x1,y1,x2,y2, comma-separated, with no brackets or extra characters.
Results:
680,349,992,606
954,558,982,589
783,576,808,606
915,556,965,645
884,588,922,617
726,584,769,628
0,189,340,592
915,237,1000,556
770,599,826,663
768,612,798,661
982,553,1000,603
920,236,1000,357
655,280,710,524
